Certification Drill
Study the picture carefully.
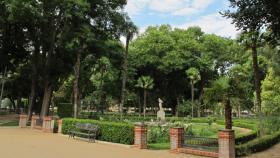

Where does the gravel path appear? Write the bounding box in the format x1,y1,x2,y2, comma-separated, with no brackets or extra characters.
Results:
0,128,204,158
243,143,280,158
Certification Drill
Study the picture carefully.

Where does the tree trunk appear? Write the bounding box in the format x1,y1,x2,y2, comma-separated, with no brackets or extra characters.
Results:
27,46,39,119
0,67,7,109
99,66,105,114
138,93,141,116
40,82,53,118
8,97,16,112
251,41,262,113
176,97,179,117
191,80,194,118
120,35,130,118
225,99,232,130
251,39,265,136
73,49,81,118
143,89,147,118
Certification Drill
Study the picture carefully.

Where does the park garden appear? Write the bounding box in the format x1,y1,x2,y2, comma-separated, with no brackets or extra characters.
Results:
1,0,280,158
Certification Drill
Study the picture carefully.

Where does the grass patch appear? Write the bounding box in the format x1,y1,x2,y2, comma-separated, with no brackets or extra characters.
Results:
148,143,170,150
0,120,19,126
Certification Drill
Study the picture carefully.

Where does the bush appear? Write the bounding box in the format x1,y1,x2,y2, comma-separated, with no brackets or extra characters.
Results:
57,103,73,118
235,131,258,145
148,126,170,143
62,118,134,145
236,130,280,156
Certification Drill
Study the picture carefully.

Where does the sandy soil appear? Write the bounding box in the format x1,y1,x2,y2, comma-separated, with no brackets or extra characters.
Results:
0,128,204,158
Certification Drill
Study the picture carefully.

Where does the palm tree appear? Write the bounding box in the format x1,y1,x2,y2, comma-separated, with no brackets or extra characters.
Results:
136,76,154,118
186,67,200,118
205,77,232,129
120,17,138,118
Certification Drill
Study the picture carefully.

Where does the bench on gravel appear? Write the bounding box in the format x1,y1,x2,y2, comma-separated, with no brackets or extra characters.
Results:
69,123,99,142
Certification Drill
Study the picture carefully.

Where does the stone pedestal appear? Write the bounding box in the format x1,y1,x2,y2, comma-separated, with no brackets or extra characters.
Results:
42,116,54,133
218,130,235,158
58,119,63,133
31,115,40,129
134,125,147,149
19,115,28,128
170,127,184,151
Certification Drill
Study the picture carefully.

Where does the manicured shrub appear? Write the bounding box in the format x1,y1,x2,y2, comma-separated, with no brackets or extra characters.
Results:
235,131,258,145
62,118,134,145
236,130,280,156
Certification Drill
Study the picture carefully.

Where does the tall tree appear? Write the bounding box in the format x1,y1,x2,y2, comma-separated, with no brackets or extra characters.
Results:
205,77,233,129
186,67,200,118
136,76,154,118
119,18,138,118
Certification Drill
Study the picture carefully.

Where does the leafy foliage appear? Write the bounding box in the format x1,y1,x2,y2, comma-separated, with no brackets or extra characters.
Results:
62,118,134,145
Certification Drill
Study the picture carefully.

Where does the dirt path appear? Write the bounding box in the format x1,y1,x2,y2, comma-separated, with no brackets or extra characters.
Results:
243,143,280,158
0,128,204,158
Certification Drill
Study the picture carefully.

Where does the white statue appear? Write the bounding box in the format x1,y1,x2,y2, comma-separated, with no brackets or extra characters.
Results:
157,98,165,122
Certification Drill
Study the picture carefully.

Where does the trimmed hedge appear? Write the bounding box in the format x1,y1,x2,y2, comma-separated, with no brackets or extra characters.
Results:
215,119,258,145
235,131,258,145
236,130,280,156
62,118,134,145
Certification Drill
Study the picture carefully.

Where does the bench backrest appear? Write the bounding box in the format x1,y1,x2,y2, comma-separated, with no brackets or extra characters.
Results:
75,123,99,132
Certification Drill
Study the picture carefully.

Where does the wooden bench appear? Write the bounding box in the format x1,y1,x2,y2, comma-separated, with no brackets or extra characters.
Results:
69,123,99,142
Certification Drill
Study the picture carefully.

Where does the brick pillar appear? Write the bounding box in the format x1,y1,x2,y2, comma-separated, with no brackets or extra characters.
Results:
58,119,63,133
19,114,28,128
31,115,39,129
170,127,184,151
134,125,147,149
218,130,235,158
42,116,54,133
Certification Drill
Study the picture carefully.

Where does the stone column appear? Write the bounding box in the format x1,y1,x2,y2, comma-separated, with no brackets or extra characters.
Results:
170,127,184,151
134,125,147,149
19,114,28,128
42,116,54,133
31,115,39,129
218,129,235,158
58,119,63,133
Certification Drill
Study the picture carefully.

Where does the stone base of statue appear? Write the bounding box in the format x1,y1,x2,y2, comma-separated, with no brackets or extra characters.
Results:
157,110,165,123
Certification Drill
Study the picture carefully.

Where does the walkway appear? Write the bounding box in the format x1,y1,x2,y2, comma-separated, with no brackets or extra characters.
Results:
244,143,280,158
0,128,203,158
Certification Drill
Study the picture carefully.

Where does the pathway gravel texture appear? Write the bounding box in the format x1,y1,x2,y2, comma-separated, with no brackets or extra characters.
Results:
243,143,280,158
0,128,204,158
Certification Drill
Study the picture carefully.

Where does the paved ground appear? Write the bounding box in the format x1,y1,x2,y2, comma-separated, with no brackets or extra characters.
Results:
243,143,280,158
0,128,204,158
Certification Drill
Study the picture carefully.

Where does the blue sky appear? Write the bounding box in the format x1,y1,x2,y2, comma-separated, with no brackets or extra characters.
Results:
125,0,239,38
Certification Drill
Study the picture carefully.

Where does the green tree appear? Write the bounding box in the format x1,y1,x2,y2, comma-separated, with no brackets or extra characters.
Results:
120,17,138,118
136,76,154,118
186,67,200,118
261,68,280,115
205,77,233,129
224,0,280,42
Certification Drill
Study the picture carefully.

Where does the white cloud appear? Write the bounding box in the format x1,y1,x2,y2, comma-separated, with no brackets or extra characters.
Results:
125,0,149,15
175,13,239,38
149,0,186,13
125,0,215,16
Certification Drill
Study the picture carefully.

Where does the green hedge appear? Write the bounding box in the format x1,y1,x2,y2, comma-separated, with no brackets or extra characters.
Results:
62,118,134,145
235,131,258,145
236,130,280,156
215,119,258,145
